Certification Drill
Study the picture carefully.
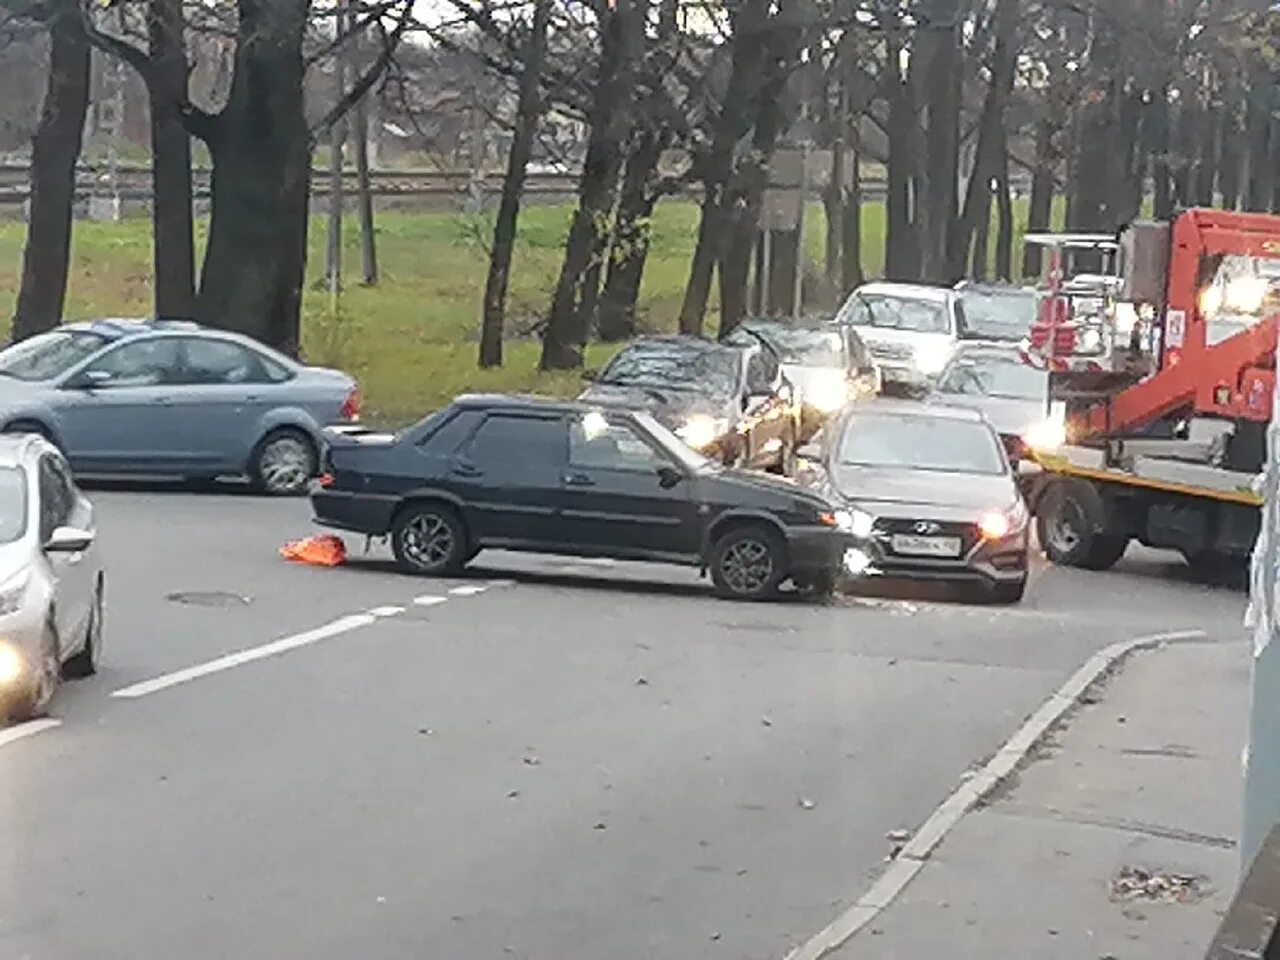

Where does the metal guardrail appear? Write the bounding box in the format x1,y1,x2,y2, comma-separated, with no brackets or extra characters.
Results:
1204,823,1280,959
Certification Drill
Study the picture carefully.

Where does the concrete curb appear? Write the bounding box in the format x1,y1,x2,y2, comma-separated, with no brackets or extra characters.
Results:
782,628,1209,960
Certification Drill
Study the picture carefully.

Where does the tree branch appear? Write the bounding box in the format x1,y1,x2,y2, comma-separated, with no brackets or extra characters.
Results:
309,0,414,141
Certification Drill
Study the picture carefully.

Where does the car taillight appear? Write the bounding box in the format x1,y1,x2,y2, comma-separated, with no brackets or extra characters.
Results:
340,385,360,421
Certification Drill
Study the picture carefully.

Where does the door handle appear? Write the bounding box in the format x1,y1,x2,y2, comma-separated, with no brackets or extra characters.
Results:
564,473,596,488
451,462,482,478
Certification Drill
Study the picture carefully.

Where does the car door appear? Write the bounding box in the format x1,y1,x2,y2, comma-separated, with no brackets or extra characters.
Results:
52,337,186,473
37,455,93,653
559,412,700,559
451,412,567,548
742,346,790,468
168,336,279,470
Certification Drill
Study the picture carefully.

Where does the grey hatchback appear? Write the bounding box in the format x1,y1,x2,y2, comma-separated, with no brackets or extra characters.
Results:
0,320,359,495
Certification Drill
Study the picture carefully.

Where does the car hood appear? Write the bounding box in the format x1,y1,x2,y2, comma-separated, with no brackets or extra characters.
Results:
928,394,1043,436
704,466,834,512
830,463,1016,518
578,383,731,426
782,365,845,393
0,541,34,587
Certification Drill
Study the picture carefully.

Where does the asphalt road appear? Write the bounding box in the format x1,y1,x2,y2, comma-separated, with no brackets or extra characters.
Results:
0,483,1249,960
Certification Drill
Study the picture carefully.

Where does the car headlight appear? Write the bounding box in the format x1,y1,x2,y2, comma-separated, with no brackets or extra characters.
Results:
1078,327,1103,353
806,376,851,414
831,507,875,537
980,502,1027,540
675,415,727,451
1023,417,1067,453
0,641,24,686
913,342,953,376
0,571,30,617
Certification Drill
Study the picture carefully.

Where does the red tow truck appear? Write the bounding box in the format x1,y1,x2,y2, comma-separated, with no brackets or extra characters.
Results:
1019,209,1278,574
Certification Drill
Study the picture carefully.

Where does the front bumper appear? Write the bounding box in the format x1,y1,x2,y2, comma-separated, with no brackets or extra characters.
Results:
847,525,1030,587
0,605,51,709
784,525,855,576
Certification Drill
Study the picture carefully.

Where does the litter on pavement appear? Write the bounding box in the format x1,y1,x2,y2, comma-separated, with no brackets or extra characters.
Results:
280,534,348,567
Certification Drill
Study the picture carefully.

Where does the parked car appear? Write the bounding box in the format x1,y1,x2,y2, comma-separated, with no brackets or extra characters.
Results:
579,335,800,474
833,282,961,394
953,281,1043,343
311,396,853,600
723,317,881,440
798,398,1030,603
930,343,1060,462
0,434,104,721
0,319,359,495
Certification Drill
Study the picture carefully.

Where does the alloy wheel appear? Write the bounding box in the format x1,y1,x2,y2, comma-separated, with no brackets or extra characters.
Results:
720,537,774,594
402,513,455,570
259,436,313,494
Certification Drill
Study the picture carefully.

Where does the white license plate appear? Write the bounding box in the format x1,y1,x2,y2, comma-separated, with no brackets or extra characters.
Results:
891,535,962,558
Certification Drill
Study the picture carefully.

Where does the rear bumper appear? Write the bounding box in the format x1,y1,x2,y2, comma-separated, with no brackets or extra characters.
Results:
310,489,399,535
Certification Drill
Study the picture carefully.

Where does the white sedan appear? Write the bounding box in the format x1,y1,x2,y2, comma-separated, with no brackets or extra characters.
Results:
0,434,104,721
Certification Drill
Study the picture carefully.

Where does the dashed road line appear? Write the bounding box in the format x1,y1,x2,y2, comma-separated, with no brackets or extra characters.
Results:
413,595,448,607
0,718,60,750
368,605,406,618
449,585,488,597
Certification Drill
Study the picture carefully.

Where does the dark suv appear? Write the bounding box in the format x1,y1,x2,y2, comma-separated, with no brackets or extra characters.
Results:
311,395,853,600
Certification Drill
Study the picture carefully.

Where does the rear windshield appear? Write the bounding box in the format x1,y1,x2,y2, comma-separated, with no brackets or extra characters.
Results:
956,288,1040,341
937,354,1048,401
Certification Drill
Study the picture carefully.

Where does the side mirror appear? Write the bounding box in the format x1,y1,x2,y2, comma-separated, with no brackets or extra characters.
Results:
69,369,112,389
656,465,683,489
45,525,94,553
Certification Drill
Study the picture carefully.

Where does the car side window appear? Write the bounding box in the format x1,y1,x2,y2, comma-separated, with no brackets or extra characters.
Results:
462,414,565,480
82,338,181,387
837,297,873,327
37,456,71,542
177,338,270,385
419,410,482,454
569,418,668,473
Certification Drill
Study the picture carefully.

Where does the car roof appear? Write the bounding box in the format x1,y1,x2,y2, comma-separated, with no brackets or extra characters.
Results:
848,397,988,423
62,317,203,339
615,334,743,356
453,393,644,417
954,281,1038,295
855,282,954,303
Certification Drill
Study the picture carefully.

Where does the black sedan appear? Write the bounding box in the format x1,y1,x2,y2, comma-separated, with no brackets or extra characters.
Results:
311,395,852,600
579,335,800,474
799,399,1030,603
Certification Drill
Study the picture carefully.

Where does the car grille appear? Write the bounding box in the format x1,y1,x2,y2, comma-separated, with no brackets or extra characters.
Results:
876,517,980,556
870,343,914,361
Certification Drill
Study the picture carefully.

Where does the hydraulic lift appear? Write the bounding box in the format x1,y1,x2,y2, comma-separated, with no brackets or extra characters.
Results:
1020,209,1279,573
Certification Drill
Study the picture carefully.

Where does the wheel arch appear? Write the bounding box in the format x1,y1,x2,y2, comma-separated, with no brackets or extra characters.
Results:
703,510,789,567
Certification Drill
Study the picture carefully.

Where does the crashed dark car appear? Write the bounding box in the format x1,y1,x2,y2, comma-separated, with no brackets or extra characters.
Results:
579,335,800,474
310,395,852,600
799,398,1030,603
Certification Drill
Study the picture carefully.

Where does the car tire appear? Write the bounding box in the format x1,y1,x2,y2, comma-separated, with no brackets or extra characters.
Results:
709,524,787,601
1036,478,1128,571
249,428,317,497
391,502,470,576
63,576,103,680
9,624,59,722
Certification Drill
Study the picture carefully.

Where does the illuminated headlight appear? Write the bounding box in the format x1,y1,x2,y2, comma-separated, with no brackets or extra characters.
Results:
806,376,851,414
843,548,872,575
1024,418,1067,453
0,571,29,618
1078,327,1103,353
675,415,726,450
831,508,875,538
979,502,1027,541
913,342,952,376
0,641,25,686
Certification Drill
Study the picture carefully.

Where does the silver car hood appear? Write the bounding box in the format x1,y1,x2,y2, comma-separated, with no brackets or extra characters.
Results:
0,540,35,588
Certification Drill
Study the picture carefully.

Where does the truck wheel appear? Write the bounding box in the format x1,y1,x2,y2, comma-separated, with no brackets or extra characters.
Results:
1036,478,1129,571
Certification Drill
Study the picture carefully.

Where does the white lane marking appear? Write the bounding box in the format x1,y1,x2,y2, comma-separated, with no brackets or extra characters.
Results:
368,605,406,618
0,718,60,749
111,613,379,700
782,628,1208,960
449,585,487,597
413,595,447,607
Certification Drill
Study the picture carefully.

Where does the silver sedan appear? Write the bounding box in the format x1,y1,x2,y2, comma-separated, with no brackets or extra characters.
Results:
0,435,104,721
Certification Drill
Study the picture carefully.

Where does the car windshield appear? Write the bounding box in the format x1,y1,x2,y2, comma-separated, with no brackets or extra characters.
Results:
957,287,1040,341
0,329,111,382
937,354,1048,401
636,412,720,472
839,412,1006,475
739,324,846,367
599,344,739,398
854,296,951,333
0,467,28,543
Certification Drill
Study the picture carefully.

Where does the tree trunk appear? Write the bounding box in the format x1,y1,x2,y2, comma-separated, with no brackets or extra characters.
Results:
353,95,378,284
148,0,195,319
479,0,548,367
540,1,640,370
12,5,90,342
1148,89,1174,219
1245,68,1273,212
1022,117,1054,278
1195,104,1219,207
916,0,960,284
325,11,346,299
1219,81,1244,211
193,0,312,355
994,129,1013,281
719,216,756,335
884,24,918,280
678,190,723,335
840,138,862,293
824,133,844,287
598,126,663,341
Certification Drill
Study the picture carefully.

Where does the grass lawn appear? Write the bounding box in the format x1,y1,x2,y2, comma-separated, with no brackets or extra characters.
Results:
0,196,1058,426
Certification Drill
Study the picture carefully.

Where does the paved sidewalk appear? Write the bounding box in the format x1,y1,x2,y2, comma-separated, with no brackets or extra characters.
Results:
834,637,1251,960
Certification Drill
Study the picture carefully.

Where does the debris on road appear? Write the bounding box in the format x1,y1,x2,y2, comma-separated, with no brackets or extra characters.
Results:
886,828,912,843
522,754,540,766
1110,866,1206,904
279,534,347,567
506,789,520,799
635,676,649,686
593,821,608,830
761,715,774,727
798,797,816,810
